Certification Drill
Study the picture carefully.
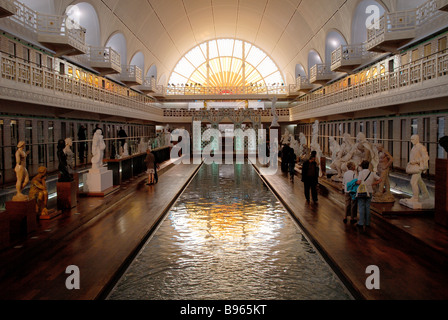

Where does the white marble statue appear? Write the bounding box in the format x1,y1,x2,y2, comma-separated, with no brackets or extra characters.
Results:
400,135,433,209
290,136,300,157
298,132,309,162
138,138,148,154
64,138,75,173
329,136,341,163
270,97,279,127
91,129,106,173
343,132,379,172
122,142,129,157
281,129,291,146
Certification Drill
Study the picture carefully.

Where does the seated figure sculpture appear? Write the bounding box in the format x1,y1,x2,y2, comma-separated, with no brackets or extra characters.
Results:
330,133,355,182
400,135,433,209
28,166,49,217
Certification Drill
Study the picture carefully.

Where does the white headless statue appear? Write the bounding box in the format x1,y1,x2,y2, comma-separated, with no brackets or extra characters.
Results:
400,135,433,209
91,129,106,173
64,138,75,173
122,142,129,157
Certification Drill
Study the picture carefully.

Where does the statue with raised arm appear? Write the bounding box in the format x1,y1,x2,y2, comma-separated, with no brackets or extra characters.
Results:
12,141,30,201
400,135,433,209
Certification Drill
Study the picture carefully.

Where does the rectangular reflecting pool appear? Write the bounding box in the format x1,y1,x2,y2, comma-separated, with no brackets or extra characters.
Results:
107,164,353,300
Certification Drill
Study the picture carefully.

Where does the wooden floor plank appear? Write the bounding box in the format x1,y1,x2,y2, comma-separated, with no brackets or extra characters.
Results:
253,162,448,300
0,163,200,300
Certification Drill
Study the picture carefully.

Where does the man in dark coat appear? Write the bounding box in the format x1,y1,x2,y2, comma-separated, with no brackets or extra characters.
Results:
301,150,319,203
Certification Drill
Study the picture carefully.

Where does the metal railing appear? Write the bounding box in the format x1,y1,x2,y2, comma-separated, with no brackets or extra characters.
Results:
292,49,448,114
165,84,288,96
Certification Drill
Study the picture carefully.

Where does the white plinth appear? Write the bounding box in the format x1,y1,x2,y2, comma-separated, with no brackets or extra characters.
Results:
399,198,435,210
85,167,113,193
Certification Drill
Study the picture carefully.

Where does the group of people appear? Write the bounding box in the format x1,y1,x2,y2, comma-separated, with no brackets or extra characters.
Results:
342,160,382,231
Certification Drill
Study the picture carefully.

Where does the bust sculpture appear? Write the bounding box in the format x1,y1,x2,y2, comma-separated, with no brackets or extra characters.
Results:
57,139,73,182
91,129,106,172
12,141,30,201
400,135,433,209
28,166,49,217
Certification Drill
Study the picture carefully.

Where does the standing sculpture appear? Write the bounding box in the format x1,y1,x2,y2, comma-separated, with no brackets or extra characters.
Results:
64,138,75,174
400,135,433,209
12,141,30,201
57,139,73,182
28,166,49,217
281,129,291,146
372,144,395,203
91,129,106,173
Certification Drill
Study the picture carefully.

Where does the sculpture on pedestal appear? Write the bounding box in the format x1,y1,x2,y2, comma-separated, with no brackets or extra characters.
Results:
342,132,379,172
57,139,73,182
281,129,291,146
330,133,355,181
298,133,309,162
64,138,75,174
91,129,106,173
372,144,395,203
28,166,48,217
12,141,30,202
400,135,433,209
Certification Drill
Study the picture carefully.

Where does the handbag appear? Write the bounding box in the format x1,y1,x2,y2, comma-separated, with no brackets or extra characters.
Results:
356,172,371,198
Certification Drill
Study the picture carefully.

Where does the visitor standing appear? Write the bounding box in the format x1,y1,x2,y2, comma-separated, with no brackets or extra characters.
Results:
356,160,381,230
118,127,128,147
144,148,156,185
288,146,297,182
342,161,358,224
301,151,319,203
77,125,87,164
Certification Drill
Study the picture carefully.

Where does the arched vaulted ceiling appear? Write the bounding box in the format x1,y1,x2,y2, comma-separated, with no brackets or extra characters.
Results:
53,0,399,83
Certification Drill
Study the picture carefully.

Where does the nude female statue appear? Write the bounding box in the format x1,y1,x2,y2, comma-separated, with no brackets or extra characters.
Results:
13,141,30,201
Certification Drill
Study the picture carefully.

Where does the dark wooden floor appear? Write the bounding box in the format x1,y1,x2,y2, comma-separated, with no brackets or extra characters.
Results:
253,162,448,300
0,162,201,300
1,160,447,300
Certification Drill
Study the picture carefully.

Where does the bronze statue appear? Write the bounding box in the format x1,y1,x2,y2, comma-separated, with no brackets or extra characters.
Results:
13,141,30,201
29,166,49,216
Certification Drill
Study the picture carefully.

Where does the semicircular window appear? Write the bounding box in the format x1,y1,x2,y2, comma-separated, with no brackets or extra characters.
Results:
168,39,284,94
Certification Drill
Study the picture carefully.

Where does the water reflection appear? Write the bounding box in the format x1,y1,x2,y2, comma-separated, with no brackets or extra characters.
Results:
108,164,352,300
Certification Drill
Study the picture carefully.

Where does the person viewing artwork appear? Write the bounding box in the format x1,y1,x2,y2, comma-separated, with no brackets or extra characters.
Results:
356,160,381,231
301,150,319,203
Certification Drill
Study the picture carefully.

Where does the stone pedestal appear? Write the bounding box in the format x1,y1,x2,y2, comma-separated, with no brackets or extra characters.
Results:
57,180,78,210
399,198,435,210
85,166,113,196
6,199,37,238
435,159,448,227
0,211,9,250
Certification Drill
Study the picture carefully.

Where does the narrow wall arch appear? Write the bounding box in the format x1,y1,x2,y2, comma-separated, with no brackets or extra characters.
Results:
307,50,323,76
130,51,145,71
146,64,158,80
65,2,101,47
295,64,307,78
19,0,55,14
325,30,347,64
105,32,127,65
351,0,387,44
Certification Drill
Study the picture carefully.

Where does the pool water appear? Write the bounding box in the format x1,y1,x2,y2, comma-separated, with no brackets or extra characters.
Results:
107,164,353,300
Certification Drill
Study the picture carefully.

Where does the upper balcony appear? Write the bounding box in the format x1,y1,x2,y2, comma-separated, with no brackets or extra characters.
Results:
331,44,365,73
366,10,417,53
37,13,88,57
0,0,17,18
288,76,314,96
135,77,157,93
310,64,334,85
119,65,143,86
437,0,448,11
88,47,122,75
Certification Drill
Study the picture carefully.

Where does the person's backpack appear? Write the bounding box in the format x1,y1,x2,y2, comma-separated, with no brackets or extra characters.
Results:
356,172,371,198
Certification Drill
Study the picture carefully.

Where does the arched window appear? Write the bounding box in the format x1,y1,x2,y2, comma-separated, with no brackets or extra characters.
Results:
65,3,101,47
168,39,284,90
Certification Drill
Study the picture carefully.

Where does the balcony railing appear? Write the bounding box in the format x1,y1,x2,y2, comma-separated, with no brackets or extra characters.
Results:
36,13,87,56
437,0,448,11
119,65,143,86
0,0,17,18
292,49,448,115
88,47,122,74
0,51,162,117
165,84,288,96
366,9,417,52
310,64,334,84
331,44,380,73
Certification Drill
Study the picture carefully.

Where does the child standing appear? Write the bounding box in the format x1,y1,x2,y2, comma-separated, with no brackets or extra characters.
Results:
145,148,156,185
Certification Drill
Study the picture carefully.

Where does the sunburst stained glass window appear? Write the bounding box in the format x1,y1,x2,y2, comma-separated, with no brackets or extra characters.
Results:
168,39,284,93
